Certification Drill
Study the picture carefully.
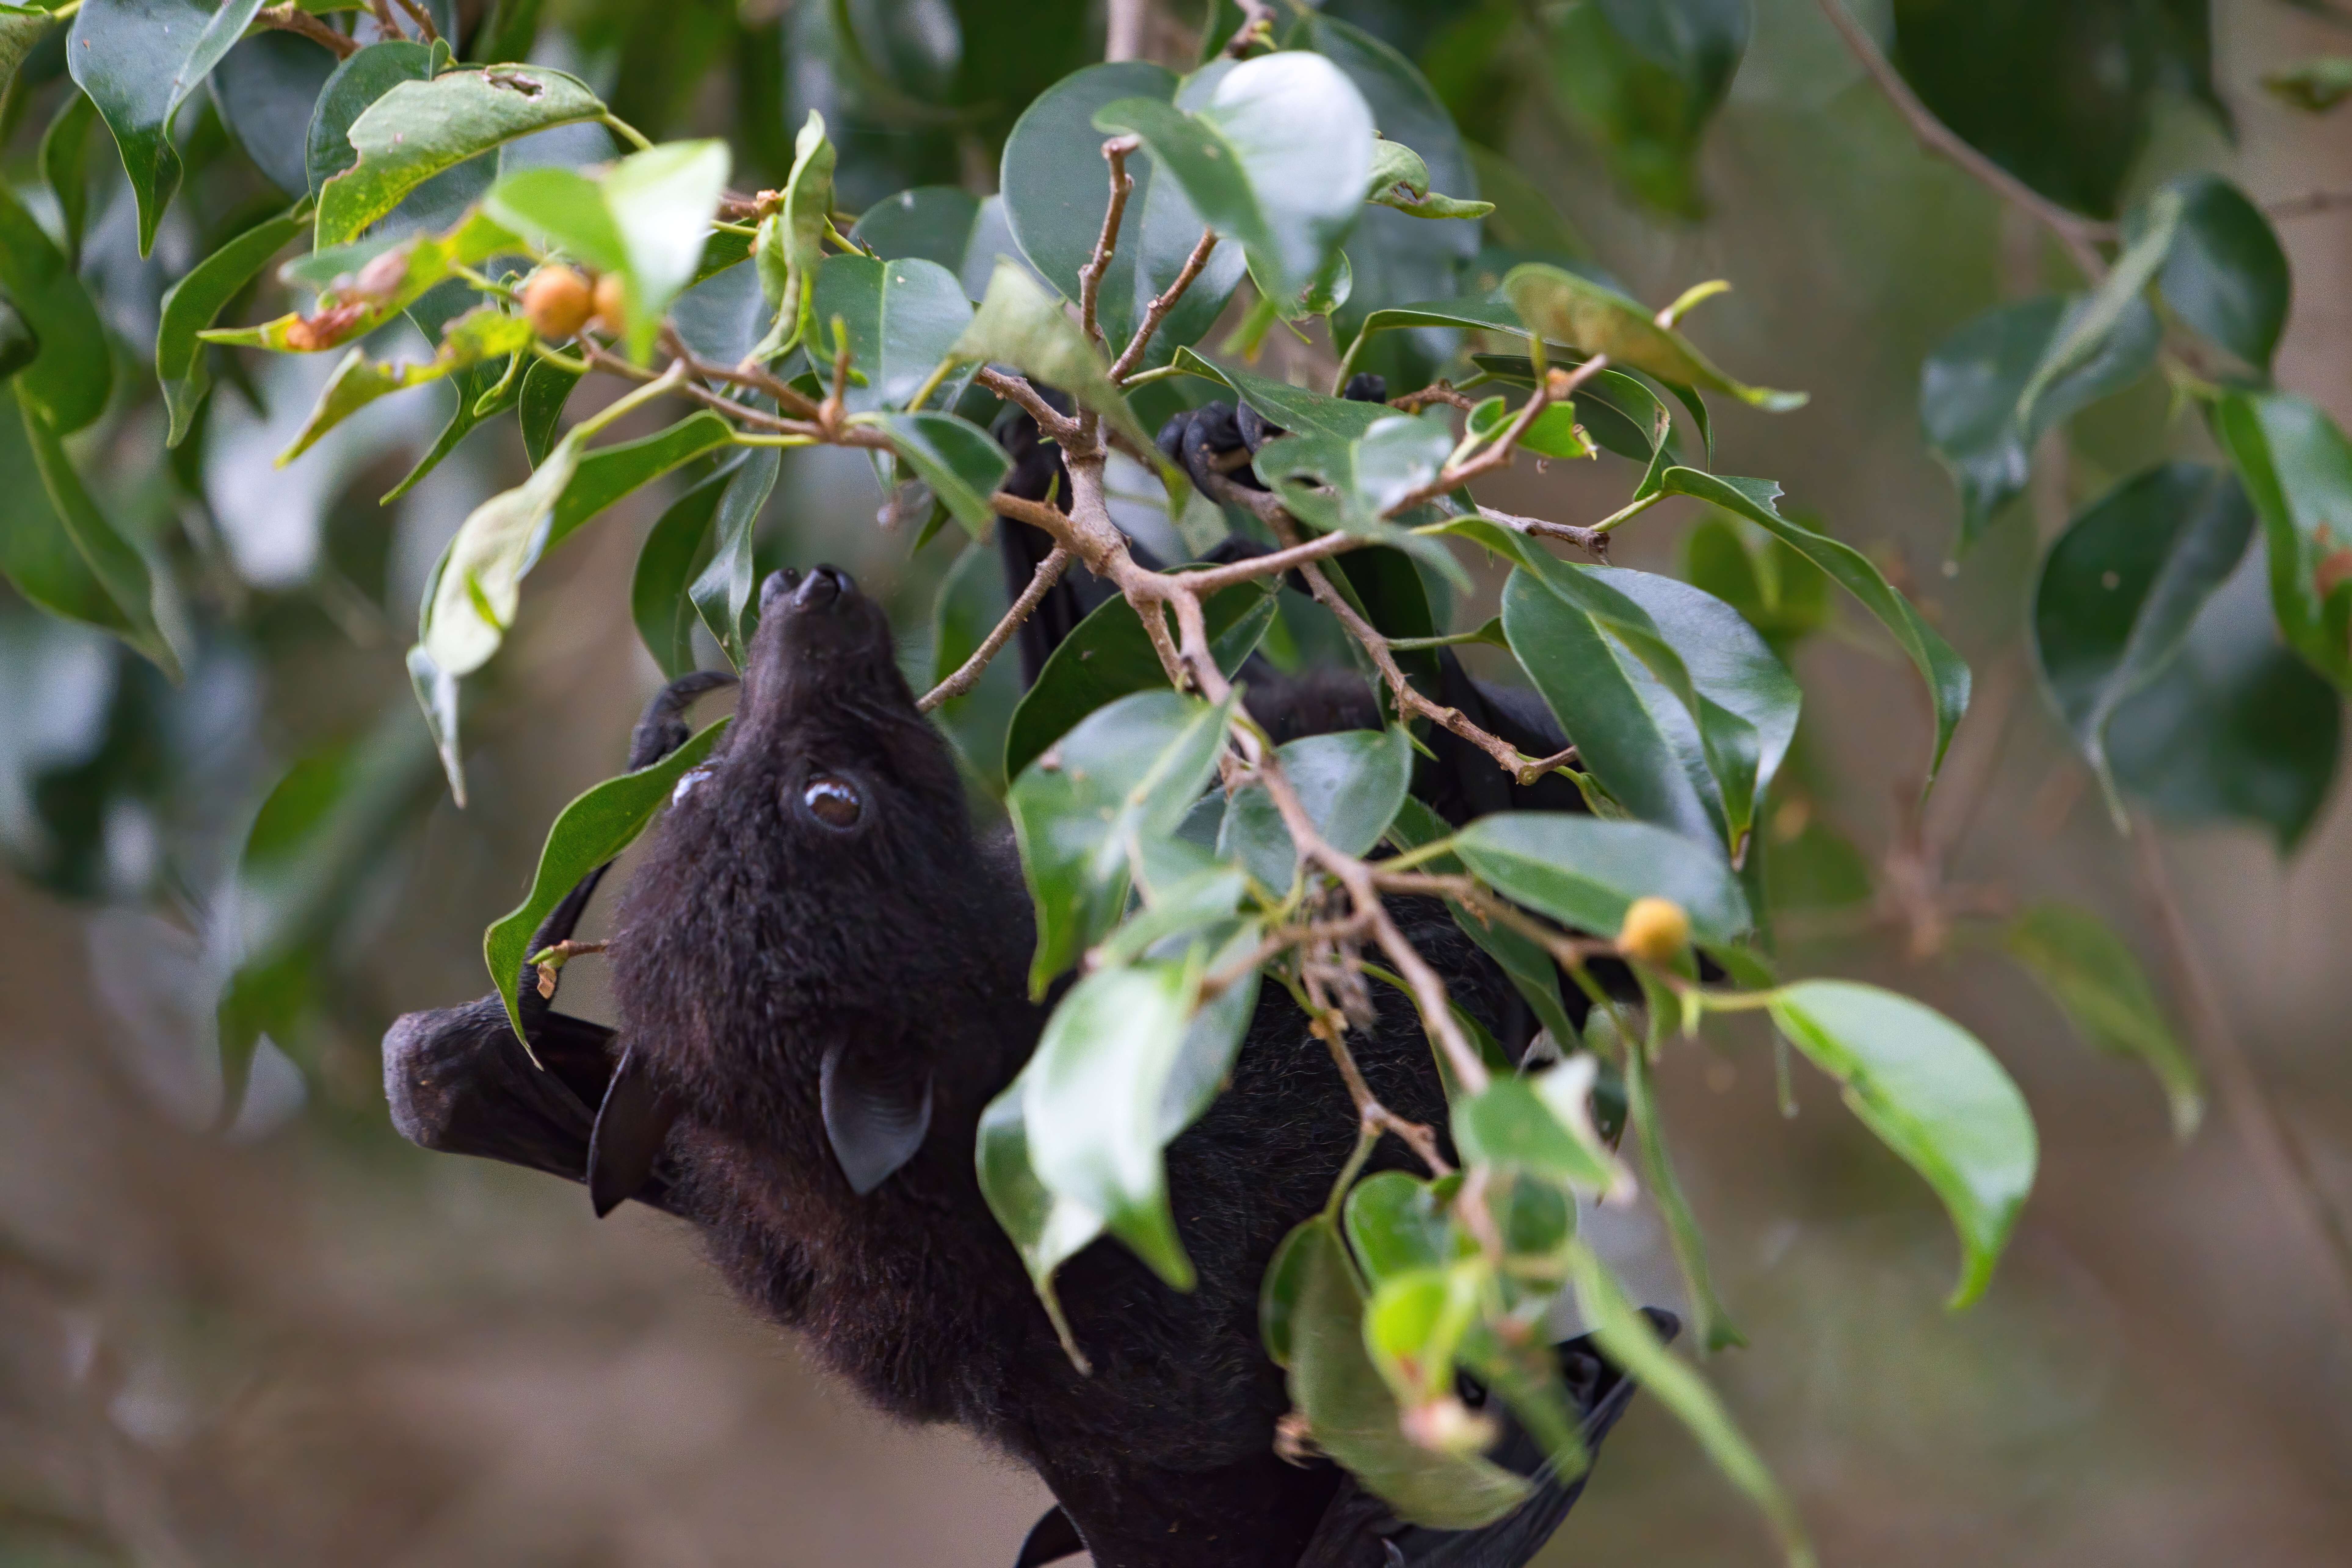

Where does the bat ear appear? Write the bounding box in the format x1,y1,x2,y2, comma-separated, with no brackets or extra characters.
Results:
820,1039,933,1196
1012,1504,1086,1567
588,1044,681,1217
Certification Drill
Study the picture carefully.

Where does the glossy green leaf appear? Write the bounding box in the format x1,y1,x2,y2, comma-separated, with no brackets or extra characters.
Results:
157,209,307,447
39,84,98,263
2033,463,2254,824
1005,689,1234,996
1452,1058,1631,1197
866,411,1008,539
1251,413,1465,579
1920,294,2159,552
2105,540,2342,852
2005,902,2201,1139
1466,394,1595,461
1566,1243,1814,1567
205,211,518,353
1766,980,2037,1308
0,180,110,436
419,429,585,679
1284,1217,1532,1530
1453,813,1751,943
208,32,335,199
67,0,268,253
1173,346,1387,438
1002,581,1271,782
1682,515,1831,653
687,445,783,670
1364,1262,1484,1409
2018,189,2181,425
749,110,835,360
1344,1170,1468,1288
2157,174,2290,373
2,2,53,98
599,139,731,362
0,385,174,675
1502,264,1804,412
317,64,606,246
814,254,974,414
2210,391,2352,692
278,305,534,464
951,260,1151,454
305,41,431,200
851,185,981,273
547,411,735,550
2263,56,2352,112
1664,470,1972,787
631,465,724,680
482,716,730,1038
927,543,1024,796
1000,61,1245,367
1095,51,1372,305
1219,726,1410,891
977,1072,1103,1369
0,299,33,385
517,354,579,465
1364,137,1492,221
1544,0,1743,219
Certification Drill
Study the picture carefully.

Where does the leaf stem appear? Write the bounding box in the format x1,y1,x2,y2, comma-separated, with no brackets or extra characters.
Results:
601,113,655,153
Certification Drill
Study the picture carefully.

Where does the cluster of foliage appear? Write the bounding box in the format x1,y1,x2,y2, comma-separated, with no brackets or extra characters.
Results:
5,0,2350,1558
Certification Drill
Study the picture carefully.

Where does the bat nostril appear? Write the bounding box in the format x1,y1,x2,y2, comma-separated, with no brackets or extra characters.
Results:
759,568,801,610
795,564,856,610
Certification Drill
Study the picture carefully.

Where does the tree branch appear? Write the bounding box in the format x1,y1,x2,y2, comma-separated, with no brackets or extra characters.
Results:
390,0,439,43
1077,137,1141,353
919,548,1073,712
257,5,358,56
1815,0,2114,280
976,368,1082,445
1110,227,1221,384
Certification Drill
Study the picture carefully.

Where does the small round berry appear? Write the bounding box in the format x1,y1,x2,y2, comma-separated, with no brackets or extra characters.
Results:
1616,895,1691,965
519,266,594,341
591,271,628,337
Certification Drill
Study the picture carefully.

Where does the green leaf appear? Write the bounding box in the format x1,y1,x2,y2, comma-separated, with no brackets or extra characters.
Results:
482,716,730,1039
631,465,724,680
1921,294,2159,553
1005,689,1233,996
317,64,607,247
1542,0,1743,219
687,445,783,669
866,411,1008,539
600,139,732,363
977,1072,1102,1370
1365,136,1493,221
951,260,1151,454
1453,813,1751,943
1501,263,1805,412
748,110,836,360
1284,1217,1533,1530
2033,463,2254,825
1173,346,1387,438
2157,174,2290,373
999,62,1245,367
67,0,269,254
157,209,307,447
2004,903,2201,1140
278,305,534,464
2104,541,2342,852
1002,581,1271,782
2263,56,2352,112
1385,795,1578,1049
1566,1243,1814,1567
927,541,1025,797
1218,726,1410,891
2016,188,2181,424
1452,1059,1631,1197
518,354,579,465
2,3,54,99
205,210,518,353
419,416,656,680
547,410,735,550
814,254,974,414
1363,1262,1483,1409
0,179,111,436
1251,413,1465,580
1663,470,1972,787
1681,515,1831,653
305,41,432,201
1466,394,1594,461
0,384,175,675
1094,50,1373,305
207,31,336,199
1766,980,2037,1308
2210,391,2352,692
0,298,33,384
850,185,980,273
1344,1170,1469,1288
1621,999,1742,1351
39,83,99,263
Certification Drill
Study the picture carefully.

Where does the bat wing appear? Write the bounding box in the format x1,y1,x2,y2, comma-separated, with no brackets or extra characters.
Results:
1298,1309,1680,1568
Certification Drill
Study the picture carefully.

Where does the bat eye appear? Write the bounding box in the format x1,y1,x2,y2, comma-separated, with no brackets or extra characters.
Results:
801,775,863,829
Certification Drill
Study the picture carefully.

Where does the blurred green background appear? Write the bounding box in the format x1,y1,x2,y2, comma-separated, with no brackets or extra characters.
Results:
4,0,2351,1562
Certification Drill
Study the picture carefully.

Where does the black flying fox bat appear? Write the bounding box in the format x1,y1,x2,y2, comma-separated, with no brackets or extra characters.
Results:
386,407,1671,1568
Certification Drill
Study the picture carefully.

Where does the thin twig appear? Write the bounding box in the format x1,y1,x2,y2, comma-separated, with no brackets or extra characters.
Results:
390,0,439,43
1814,0,2113,279
1077,137,1141,353
919,548,1073,711
1393,382,1475,413
1110,227,1220,384
257,4,359,55
1477,505,1608,561
365,0,405,41
2132,815,2352,1340
1307,984,1455,1175
1223,0,1276,56
1170,530,1368,594
662,327,825,420
2265,188,2352,220
976,368,1082,444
